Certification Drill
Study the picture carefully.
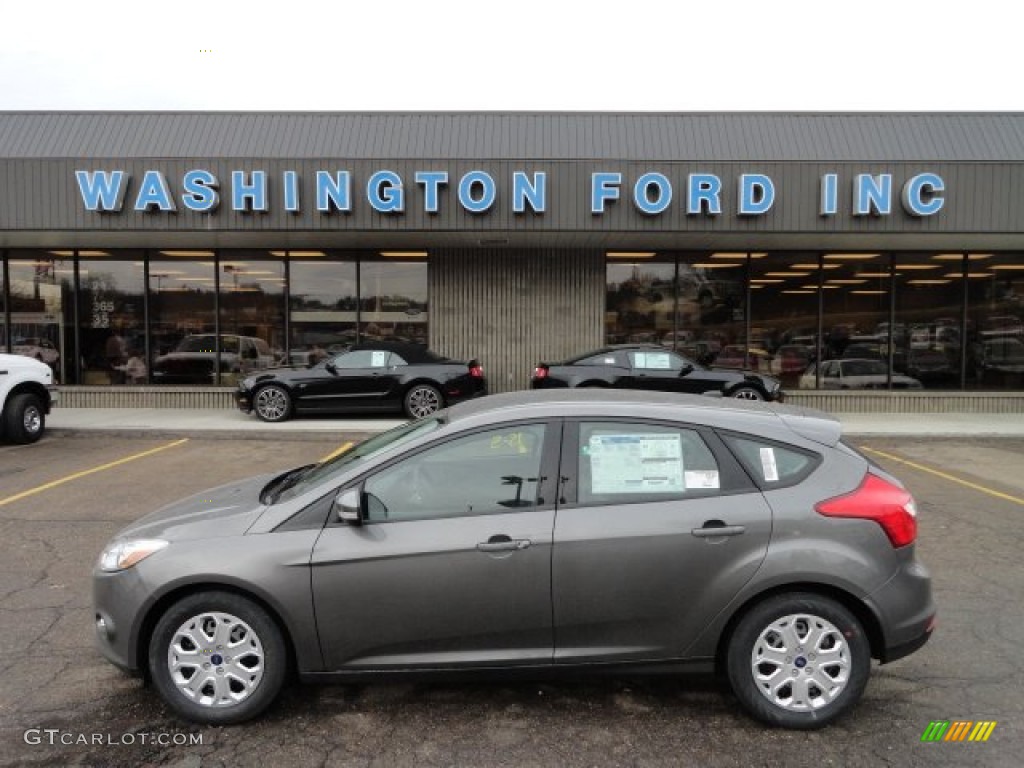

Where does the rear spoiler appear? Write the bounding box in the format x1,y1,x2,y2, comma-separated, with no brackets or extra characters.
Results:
776,408,843,447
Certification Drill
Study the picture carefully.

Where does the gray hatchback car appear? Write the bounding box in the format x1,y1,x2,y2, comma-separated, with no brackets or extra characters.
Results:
93,390,934,729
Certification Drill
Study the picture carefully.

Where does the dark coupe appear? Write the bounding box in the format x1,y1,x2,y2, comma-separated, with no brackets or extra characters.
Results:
532,344,784,401
235,342,486,421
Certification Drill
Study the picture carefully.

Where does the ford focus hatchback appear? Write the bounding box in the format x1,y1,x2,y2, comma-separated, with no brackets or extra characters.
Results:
93,390,934,729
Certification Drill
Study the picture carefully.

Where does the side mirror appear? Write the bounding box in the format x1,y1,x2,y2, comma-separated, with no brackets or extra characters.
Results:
324,360,337,374
679,363,694,376
334,488,363,526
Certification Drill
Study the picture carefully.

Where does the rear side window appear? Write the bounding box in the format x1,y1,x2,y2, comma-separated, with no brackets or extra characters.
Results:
721,433,820,488
577,422,722,505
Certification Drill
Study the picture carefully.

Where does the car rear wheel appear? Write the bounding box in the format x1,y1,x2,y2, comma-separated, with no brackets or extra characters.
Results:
404,384,443,419
2,393,45,444
726,593,871,729
149,591,287,725
253,385,292,422
730,386,765,401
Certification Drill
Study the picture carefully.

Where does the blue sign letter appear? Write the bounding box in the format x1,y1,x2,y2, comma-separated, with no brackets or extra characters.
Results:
76,170,127,212
513,171,546,214
591,172,622,214
853,174,892,216
820,173,838,216
687,174,722,215
316,171,351,213
458,171,496,213
415,171,448,214
368,170,405,213
182,170,219,212
901,173,945,216
232,171,268,212
738,174,775,215
283,171,300,213
134,170,176,212
633,173,672,215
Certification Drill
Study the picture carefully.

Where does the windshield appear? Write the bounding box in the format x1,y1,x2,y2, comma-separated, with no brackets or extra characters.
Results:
273,417,444,503
845,360,887,376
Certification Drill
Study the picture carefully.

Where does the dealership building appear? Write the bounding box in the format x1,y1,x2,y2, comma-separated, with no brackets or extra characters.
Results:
1,112,1022,410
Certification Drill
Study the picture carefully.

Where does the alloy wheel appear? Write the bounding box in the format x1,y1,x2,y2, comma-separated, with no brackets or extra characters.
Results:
167,611,265,709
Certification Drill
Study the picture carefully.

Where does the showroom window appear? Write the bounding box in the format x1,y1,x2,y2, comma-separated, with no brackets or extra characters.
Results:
219,250,286,380
76,250,146,385
964,252,1024,390
605,253,677,346
5,250,72,384
148,252,217,385
360,253,428,345
288,251,359,361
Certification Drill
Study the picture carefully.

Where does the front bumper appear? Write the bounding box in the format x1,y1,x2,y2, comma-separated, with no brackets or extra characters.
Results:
234,388,253,413
92,566,150,675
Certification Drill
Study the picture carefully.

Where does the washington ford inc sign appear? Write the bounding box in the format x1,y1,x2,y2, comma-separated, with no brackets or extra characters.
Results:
74,169,946,219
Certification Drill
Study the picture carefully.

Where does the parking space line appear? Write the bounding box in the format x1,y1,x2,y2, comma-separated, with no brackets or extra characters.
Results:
862,446,1024,507
0,438,190,508
320,441,354,463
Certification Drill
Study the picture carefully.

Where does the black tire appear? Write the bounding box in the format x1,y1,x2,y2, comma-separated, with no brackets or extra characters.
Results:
2,393,45,444
253,385,292,423
726,593,871,729
729,385,765,401
404,383,443,419
149,591,287,725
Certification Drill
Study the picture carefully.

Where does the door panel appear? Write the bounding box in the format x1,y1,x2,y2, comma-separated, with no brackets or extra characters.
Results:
312,510,555,670
552,420,772,663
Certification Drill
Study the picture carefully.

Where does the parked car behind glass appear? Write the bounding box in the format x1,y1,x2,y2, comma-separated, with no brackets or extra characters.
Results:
532,344,783,401
799,359,923,390
93,390,934,728
235,341,487,421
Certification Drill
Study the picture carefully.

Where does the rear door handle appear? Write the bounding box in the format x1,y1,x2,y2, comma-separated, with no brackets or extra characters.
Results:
691,522,746,538
477,535,532,552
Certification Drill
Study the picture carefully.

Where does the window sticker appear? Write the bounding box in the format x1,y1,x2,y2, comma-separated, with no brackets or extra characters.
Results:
370,350,389,367
633,352,672,370
589,433,684,494
684,470,720,489
759,447,779,482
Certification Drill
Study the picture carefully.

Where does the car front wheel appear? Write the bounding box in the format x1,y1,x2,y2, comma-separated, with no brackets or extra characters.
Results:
726,593,871,729
404,384,443,419
729,385,765,401
253,385,292,422
2,393,45,444
149,591,287,725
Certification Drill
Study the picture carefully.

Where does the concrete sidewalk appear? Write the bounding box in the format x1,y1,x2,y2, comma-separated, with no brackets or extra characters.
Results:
44,407,1024,439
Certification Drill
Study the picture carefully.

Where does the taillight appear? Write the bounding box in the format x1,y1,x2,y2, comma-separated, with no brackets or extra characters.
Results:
816,472,917,548
469,363,484,378
534,365,549,379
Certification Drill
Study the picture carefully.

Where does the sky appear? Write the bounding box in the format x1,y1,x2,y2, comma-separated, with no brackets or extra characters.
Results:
0,0,1020,112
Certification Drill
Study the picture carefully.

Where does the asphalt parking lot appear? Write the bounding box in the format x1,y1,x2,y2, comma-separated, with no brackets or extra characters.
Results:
0,432,1022,768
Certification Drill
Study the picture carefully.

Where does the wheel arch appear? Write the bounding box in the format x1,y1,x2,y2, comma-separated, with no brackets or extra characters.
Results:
713,582,885,672
5,381,52,411
135,581,300,681
401,378,447,404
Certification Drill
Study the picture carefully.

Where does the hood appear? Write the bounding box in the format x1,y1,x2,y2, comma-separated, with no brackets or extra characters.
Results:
115,473,275,542
0,353,52,377
242,364,329,387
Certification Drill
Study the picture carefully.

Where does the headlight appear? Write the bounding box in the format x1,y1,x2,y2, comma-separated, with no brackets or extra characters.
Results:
98,539,168,572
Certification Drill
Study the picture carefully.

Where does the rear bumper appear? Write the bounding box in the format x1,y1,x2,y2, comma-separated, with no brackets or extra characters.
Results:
865,555,936,664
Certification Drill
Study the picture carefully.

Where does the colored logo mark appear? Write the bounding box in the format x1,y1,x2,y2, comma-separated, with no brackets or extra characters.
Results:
921,720,997,742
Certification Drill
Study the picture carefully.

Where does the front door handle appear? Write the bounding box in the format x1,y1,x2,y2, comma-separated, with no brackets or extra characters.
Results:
477,535,532,552
691,521,746,538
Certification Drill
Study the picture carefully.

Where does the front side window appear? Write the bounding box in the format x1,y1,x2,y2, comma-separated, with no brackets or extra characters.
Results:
363,424,548,522
628,350,686,371
577,422,721,505
333,350,391,369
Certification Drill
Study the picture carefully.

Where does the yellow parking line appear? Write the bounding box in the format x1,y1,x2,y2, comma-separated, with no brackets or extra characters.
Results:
320,441,354,463
861,446,1024,507
0,438,189,508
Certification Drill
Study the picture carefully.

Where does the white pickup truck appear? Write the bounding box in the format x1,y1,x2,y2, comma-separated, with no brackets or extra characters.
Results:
0,353,59,444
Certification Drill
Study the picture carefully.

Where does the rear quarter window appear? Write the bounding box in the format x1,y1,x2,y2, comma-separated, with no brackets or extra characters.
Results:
720,432,821,489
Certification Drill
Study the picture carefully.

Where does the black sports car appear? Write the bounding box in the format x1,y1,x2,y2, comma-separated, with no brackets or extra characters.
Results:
531,344,784,401
235,342,487,422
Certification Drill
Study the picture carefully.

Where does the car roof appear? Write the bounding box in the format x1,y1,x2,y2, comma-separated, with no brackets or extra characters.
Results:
444,389,842,447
